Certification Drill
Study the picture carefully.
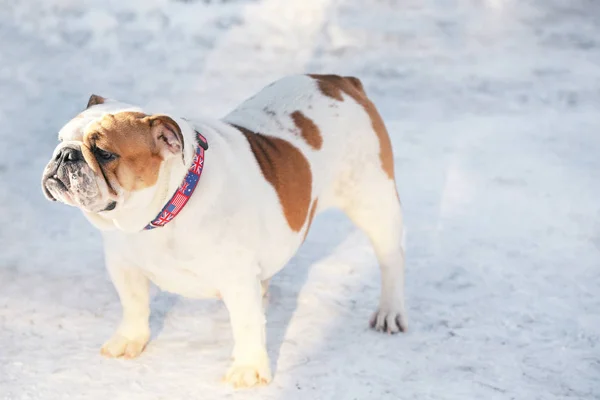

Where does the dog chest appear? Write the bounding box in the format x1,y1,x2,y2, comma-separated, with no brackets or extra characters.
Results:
106,231,222,298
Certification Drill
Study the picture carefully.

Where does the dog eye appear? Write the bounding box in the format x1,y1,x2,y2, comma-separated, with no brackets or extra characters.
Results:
95,148,117,162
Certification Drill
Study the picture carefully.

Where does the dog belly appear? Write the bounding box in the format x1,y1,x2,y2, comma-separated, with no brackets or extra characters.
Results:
255,233,306,281
140,262,220,299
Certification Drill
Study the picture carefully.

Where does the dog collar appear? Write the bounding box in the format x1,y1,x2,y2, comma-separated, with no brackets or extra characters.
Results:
144,131,208,230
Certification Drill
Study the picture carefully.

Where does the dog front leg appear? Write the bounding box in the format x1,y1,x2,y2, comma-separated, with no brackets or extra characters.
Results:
100,256,151,359
221,278,272,388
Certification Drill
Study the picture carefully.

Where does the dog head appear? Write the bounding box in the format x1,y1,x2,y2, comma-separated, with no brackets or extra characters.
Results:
41,95,185,221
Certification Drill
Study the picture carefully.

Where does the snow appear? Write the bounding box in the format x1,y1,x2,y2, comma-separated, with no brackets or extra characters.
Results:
1,0,600,399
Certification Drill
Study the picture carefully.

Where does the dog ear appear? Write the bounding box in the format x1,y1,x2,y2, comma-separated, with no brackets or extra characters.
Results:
147,115,184,158
86,94,106,109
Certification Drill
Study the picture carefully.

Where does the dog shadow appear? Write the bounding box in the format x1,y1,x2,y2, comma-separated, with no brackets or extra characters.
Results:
264,209,353,377
149,291,180,340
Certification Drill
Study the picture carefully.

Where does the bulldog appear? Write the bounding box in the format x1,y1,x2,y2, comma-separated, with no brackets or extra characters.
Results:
41,74,406,388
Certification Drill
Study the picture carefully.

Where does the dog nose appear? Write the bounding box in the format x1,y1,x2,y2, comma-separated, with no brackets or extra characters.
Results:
55,147,82,164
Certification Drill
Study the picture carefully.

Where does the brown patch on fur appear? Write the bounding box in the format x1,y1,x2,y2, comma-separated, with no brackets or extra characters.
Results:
290,111,322,150
303,198,319,241
82,112,164,192
308,74,395,179
345,76,365,92
86,94,106,109
232,124,312,232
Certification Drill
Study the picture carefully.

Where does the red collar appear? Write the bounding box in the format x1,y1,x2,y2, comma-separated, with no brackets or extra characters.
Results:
144,131,208,230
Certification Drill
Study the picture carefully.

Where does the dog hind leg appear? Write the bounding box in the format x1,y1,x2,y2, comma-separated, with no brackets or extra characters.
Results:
337,168,407,333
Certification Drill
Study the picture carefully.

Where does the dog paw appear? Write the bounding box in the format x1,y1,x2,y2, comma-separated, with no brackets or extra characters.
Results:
224,361,272,388
370,308,407,334
100,332,150,359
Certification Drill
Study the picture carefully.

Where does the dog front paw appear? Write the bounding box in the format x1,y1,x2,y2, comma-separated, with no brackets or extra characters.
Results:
100,332,150,359
370,308,407,334
224,352,272,388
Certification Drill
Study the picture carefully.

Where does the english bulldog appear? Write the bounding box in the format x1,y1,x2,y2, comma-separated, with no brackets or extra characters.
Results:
41,74,406,388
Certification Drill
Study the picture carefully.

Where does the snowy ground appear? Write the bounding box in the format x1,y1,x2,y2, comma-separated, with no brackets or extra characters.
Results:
1,0,600,399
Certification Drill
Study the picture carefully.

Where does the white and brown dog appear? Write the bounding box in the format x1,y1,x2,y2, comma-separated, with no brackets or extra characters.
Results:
41,74,406,388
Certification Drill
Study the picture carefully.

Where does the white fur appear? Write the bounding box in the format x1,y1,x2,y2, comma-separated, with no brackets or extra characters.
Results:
49,75,406,387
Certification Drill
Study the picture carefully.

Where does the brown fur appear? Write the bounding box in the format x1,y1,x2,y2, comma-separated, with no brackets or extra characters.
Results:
82,112,166,192
308,74,395,179
232,124,313,232
303,198,319,241
86,94,106,109
290,111,322,150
